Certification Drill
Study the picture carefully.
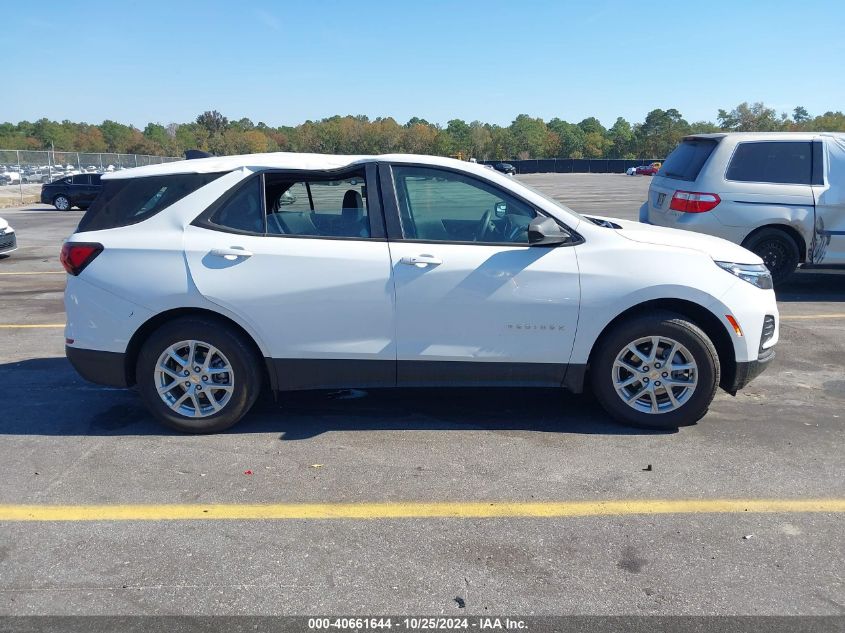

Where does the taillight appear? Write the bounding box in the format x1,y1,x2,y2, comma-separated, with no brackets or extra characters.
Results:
60,242,103,275
669,191,721,213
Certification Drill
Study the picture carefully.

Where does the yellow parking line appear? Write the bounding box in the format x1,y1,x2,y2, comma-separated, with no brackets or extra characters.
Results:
1,498,843,522
0,324,64,329
780,314,845,321
0,271,65,275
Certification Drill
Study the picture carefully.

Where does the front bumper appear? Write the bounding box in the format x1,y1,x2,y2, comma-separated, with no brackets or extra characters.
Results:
0,231,16,254
725,346,775,394
66,346,128,388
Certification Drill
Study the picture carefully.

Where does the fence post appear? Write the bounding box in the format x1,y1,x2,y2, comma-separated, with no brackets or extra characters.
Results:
16,150,22,204
134,155,138,168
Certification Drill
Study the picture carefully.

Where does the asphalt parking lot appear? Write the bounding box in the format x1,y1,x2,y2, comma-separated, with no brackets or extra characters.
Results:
0,173,843,616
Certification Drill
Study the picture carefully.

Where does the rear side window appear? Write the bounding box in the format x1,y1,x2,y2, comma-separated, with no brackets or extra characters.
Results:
726,141,812,185
78,172,224,232
659,139,717,181
207,177,265,234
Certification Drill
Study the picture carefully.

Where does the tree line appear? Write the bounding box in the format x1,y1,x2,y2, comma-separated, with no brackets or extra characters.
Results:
2,103,843,160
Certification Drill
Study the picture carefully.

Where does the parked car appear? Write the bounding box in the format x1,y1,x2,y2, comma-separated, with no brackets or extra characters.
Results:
635,163,661,176
641,132,845,284
493,162,516,175
41,173,103,210
0,217,16,256
0,171,20,185
62,152,778,433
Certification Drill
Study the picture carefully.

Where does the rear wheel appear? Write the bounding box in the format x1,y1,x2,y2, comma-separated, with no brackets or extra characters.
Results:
53,194,71,211
743,228,799,286
136,317,262,433
591,311,720,429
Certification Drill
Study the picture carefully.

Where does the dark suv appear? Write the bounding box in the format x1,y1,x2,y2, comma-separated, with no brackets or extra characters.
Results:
41,174,103,210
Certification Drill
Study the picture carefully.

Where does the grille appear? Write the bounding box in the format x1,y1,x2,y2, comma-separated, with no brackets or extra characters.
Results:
760,315,776,350
0,233,16,251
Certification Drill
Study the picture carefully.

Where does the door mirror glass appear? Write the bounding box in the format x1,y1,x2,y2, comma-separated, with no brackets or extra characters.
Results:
528,216,570,245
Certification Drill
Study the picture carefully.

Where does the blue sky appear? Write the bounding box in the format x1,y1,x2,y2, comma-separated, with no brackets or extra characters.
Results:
5,0,844,128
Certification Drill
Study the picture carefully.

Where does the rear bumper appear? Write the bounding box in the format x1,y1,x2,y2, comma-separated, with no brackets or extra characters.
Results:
66,346,128,388
725,347,775,394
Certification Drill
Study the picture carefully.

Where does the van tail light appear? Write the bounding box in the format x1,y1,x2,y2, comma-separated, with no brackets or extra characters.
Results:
60,242,103,275
669,191,721,213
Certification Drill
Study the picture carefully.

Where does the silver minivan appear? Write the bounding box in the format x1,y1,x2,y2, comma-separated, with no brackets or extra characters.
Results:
640,132,845,283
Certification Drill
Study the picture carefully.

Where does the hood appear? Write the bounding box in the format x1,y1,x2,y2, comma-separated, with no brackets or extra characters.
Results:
588,215,762,264
0,217,8,232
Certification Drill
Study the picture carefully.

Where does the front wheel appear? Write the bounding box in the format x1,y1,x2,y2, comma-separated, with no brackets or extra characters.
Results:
591,311,720,429
136,317,262,433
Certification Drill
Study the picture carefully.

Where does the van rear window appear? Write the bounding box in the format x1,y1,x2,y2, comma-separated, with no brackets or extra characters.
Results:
659,139,718,182
77,172,224,232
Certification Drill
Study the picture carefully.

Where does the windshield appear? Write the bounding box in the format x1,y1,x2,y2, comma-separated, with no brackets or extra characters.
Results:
511,179,586,223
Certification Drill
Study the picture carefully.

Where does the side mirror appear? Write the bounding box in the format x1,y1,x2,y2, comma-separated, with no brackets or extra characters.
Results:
528,216,571,246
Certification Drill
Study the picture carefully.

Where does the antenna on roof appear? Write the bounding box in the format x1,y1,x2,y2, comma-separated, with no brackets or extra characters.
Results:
185,150,213,160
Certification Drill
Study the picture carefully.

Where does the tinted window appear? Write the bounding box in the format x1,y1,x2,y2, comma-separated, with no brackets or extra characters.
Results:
78,172,224,232
264,170,370,238
208,177,265,234
71,175,89,185
726,141,812,185
90,174,102,185
659,139,717,181
393,165,537,243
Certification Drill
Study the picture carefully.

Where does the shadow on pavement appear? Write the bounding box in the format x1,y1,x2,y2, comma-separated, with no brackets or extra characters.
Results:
777,267,845,302
0,357,671,438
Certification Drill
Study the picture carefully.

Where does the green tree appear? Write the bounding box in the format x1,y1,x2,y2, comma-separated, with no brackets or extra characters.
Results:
717,102,782,132
607,117,634,158
509,114,547,158
792,106,810,125
196,110,229,135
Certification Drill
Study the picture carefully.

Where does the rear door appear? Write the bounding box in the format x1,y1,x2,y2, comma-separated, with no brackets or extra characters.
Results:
811,138,845,264
183,164,397,390
648,138,719,225
382,163,580,386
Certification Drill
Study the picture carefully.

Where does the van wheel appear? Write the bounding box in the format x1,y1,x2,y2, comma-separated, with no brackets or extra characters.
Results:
591,311,720,430
53,194,71,211
136,316,262,433
743,228,799,285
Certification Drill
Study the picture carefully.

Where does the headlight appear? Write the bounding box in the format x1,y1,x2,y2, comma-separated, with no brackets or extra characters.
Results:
715,261,773,290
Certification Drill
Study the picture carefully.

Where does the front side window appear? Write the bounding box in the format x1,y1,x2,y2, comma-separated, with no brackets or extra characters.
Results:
726,141,812,185
265,171,370,238
392,165,537,244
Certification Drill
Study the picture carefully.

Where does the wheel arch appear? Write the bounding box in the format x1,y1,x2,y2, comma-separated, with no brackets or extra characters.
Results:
584,298,737,393
123,307,273,389
741,223,808,263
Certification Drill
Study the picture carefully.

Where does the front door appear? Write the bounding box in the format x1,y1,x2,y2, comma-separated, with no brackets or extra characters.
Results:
383,164,581,387
183,167,396,390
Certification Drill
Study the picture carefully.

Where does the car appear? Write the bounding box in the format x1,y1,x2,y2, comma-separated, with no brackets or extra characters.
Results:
0,217,17,256
62,152,778,434
40,173,103,210
635,163,661,176
641,132,845,284
626,167,638,176
493,162,516,175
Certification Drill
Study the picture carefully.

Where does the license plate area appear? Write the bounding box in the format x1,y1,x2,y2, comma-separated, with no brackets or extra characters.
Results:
655,192,666,208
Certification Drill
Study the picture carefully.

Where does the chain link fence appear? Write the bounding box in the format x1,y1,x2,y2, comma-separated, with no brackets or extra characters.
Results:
0,150,182,205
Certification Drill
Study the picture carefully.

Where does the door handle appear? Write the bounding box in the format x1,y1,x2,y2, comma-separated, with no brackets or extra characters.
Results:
210,247,253,260
400,254,442,267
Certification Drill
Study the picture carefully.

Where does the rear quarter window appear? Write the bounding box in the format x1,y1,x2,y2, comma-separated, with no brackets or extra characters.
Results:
77,172,224,232
658,139,718,182
726,141,813,185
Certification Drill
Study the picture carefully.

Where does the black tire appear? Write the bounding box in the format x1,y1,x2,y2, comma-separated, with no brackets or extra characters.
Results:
136,316,262,433
590,311,720,430
743,228,799,286
53,194,71,211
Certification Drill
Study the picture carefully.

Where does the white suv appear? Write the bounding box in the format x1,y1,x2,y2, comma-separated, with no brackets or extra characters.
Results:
641,132,845,284
62,153,778,433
